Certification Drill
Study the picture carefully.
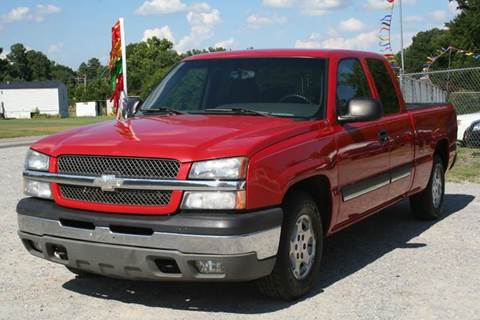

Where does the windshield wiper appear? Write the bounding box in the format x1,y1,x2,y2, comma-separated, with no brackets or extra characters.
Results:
202,107,272,117
140,106,186,115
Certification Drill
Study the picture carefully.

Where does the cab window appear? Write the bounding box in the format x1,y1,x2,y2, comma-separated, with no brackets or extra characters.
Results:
336,59,371,116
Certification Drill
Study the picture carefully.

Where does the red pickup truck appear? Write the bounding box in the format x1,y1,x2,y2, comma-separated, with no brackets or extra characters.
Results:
17,49,457,300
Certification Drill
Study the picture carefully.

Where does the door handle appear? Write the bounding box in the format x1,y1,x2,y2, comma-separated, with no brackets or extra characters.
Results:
378,130,389,144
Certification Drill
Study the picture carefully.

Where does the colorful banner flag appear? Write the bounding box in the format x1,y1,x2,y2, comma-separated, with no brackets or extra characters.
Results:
109,18,128,119
378,0,396,64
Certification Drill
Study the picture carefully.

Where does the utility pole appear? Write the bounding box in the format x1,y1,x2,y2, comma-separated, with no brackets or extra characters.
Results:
74,75,87,88
399,0,405,82
119,17,128,98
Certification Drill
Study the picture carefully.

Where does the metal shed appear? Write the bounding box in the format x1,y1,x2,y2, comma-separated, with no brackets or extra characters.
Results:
0,81,68,119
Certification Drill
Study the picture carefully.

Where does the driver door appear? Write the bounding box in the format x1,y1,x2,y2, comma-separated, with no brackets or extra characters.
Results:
334,58,391,225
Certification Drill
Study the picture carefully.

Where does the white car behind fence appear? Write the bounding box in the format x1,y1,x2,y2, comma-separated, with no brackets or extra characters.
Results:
457,112,480,147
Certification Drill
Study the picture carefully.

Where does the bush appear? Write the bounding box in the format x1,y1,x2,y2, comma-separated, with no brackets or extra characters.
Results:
30,107,63,119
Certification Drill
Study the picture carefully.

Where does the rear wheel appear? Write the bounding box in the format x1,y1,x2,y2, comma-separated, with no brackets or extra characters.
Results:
257,191,323,300
410,155,445,220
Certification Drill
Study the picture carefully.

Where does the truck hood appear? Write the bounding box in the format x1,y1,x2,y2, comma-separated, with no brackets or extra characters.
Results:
32,114,323,162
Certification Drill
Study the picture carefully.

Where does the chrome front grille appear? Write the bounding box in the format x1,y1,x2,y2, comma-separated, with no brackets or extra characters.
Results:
59,185,172,206
56,155,179,207
57,155,180,179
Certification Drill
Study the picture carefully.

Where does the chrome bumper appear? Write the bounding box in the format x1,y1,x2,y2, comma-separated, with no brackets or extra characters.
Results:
18,214,280,260
18,231,277,281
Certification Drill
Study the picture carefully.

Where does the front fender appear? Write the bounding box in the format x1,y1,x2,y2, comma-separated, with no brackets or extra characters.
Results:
246,125,337,210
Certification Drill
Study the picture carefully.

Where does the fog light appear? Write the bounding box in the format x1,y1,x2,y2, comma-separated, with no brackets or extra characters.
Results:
194,260,225,274
24,179,52,199
25,239,43,253
31,240,43,253
181,191,245,210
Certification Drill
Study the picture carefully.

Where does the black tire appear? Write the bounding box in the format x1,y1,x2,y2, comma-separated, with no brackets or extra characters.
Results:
257,191,323,300
65,266,100,278
410,155,445,220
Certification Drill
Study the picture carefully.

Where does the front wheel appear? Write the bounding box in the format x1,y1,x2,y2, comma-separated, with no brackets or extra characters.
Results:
410,155,445,220
257,191,323,300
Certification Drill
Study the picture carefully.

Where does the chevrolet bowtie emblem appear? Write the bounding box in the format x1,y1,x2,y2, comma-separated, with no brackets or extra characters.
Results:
93,174,123,192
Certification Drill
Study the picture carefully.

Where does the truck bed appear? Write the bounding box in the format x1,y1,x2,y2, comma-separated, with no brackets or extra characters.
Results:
405,103,452,111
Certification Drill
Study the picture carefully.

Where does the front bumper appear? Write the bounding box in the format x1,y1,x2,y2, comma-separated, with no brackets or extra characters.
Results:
17,198,282,281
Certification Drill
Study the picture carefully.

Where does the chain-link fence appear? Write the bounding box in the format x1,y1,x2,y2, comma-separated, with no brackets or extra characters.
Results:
403,67,480,147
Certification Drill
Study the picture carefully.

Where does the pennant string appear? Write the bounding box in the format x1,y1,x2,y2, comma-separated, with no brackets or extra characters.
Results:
424,46,480,70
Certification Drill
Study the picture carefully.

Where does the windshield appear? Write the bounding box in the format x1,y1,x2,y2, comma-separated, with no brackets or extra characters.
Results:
141,58,327,119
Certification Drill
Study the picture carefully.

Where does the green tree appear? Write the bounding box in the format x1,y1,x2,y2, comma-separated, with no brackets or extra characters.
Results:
2,44,65,82
399,28,452,73
126,37,181,98
26,50,52,80
74,78,110,102
448,0,480,52
78,57,107,81
72,57,111,103
6,43,31,81
51,64,75,84
0,48,9,82
452,0,480,9
51,64,77,105
396,1,480,72
1,39,227,106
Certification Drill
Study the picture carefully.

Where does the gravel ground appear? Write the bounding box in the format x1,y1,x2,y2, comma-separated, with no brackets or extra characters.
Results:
0,136,43,149
1,146,479,320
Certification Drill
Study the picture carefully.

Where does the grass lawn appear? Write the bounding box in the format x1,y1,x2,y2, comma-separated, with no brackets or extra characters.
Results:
0,117,114,139
447,147,480,183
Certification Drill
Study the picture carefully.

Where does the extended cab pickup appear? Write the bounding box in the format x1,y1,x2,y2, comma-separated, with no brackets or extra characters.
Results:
17,49,457,300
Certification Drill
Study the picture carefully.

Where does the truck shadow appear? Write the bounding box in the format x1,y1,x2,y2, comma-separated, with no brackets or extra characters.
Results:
62,193,474,314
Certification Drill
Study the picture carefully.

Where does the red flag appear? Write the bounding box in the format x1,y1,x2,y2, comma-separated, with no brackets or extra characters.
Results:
109,19,127,118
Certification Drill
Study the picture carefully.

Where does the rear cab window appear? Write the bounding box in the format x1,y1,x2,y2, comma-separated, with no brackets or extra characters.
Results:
366,59,401,115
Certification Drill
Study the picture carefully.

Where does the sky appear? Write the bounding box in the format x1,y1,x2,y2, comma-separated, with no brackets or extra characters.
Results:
0,0,460,69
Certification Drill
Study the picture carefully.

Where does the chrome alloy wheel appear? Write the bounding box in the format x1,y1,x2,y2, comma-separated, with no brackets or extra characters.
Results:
432,164,443,209
289,214,316,280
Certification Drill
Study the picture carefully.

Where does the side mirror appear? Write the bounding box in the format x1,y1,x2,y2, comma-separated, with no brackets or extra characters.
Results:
122,96,142,119
337,98,383,124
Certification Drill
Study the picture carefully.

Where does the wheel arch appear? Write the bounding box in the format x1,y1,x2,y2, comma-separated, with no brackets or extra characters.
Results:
434,138,449,171
283,175,332,234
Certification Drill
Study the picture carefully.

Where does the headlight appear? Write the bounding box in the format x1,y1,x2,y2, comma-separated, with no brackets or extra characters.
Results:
25,149,50,171
24,179,52,199
189,157,247,180
181,191,246,210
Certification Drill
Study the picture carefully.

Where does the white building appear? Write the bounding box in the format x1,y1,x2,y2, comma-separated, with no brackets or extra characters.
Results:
75,101,99,117
0,81,68,119
106,99,114,115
